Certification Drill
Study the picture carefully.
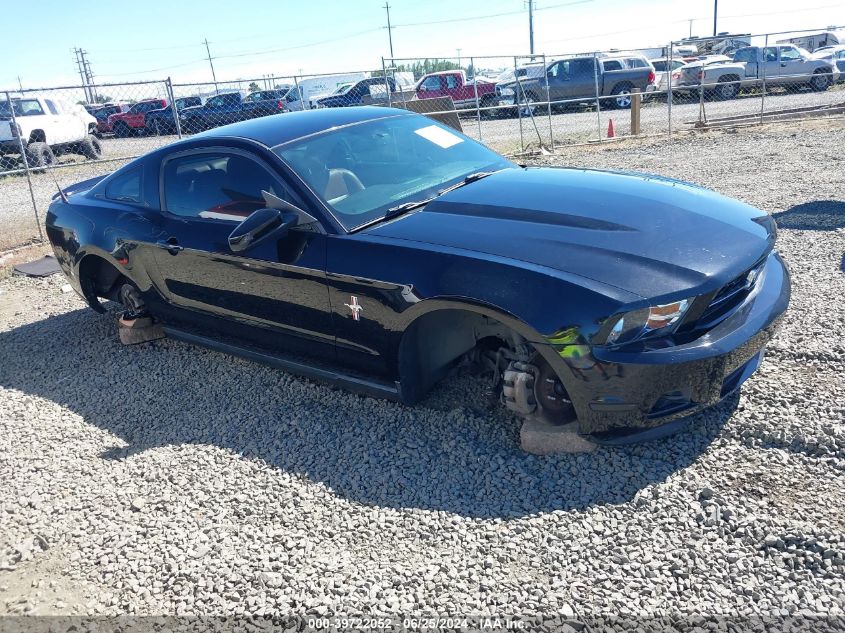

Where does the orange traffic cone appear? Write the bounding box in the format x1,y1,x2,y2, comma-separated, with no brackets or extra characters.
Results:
607,119,615,138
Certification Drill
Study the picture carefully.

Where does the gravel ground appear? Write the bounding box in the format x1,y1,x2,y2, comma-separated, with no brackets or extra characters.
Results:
0,117,844,627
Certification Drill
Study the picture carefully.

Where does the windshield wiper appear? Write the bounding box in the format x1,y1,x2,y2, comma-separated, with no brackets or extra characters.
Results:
437,170,497,196
383,171,498,220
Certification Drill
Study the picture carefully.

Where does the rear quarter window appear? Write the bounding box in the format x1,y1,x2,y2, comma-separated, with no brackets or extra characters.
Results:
104,168,143,204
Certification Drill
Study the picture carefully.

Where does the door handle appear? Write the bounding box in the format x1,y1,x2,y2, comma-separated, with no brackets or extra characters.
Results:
156,239,183,254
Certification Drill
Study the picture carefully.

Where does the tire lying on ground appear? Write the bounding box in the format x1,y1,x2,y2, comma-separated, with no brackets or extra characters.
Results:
24,142,55,169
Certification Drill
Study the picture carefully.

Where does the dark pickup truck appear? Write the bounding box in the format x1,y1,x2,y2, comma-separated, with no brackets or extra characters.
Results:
315,77,397,108
145,97,202,135
497,54,655,111
179,91,288,134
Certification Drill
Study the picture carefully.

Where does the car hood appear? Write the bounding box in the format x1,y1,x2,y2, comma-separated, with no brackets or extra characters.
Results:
366,167,775,299
180,105,205,116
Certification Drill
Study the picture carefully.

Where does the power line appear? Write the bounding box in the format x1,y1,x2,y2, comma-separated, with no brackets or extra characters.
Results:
96,58,208,79
211,28,381,61
95,27,379,80
392,0,590,28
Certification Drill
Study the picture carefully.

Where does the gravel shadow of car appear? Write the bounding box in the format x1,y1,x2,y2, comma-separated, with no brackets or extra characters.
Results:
0,307,738,519
772,200,845,231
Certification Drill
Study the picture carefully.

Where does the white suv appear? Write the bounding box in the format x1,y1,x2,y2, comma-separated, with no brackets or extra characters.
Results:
0,96,101,168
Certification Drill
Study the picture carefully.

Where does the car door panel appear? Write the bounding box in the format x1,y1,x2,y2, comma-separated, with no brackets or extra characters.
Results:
150,222,335,358
778,47,804,84
143,149,336,361
545,62,567,102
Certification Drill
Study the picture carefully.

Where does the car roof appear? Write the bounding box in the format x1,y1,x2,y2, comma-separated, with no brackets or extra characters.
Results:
197,106,415,147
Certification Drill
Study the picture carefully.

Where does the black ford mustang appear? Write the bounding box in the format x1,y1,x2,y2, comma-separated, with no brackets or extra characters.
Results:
46,107,790,447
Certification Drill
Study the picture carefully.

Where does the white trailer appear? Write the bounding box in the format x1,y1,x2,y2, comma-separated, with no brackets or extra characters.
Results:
778,29,845,52
286,73,368,111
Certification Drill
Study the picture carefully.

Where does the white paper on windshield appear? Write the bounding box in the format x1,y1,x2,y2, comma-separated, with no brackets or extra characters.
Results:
414,125,464,148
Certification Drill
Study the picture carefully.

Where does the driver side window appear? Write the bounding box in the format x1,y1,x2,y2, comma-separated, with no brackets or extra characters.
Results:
420,76,441,91
162,152,296,221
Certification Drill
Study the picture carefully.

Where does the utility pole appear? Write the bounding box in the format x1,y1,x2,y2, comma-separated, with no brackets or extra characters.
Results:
203,38,219,94
688,19,693,38
457,48,462,67
528,0,535,55
73,48,91,102
84,57,97,102
384,2,395,60
17,76,23,92
713,0,718,36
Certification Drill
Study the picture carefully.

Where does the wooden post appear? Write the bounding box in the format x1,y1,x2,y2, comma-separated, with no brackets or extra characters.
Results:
631,87,642,136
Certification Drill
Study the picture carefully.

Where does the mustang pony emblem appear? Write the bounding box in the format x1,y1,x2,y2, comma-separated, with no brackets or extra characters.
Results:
344,296,363,321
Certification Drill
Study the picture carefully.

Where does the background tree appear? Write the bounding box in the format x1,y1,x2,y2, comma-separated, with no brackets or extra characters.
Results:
248,82,260,93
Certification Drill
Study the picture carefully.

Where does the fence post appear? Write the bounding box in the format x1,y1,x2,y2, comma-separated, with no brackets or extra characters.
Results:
630,88,641,135
698,66,706,126
6,90,44,243
293,75,303,111
667,41,673,140
593,53,602,141
542,53,554,150
471,56,482,142
514,56,525,154
382,57,394,108
760,34,768,124
165,78,183,139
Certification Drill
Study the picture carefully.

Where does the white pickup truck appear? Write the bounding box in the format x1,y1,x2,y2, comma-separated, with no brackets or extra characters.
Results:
0,96,101,168
675,45,839,100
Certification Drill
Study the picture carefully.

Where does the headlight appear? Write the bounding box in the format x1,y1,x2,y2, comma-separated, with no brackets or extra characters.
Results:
605,299,692,346
500,87,515,96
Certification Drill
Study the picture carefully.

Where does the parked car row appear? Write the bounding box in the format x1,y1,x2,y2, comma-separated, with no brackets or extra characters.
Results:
398,55,658,118
28,43,841,156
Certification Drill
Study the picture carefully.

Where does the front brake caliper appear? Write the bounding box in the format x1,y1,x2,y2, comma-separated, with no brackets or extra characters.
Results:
502,361,539,416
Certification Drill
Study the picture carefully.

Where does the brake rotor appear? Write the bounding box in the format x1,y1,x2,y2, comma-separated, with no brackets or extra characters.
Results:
535,358,575,421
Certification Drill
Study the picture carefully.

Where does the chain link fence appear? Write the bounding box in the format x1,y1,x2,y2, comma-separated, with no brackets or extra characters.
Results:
669,32,845,133
2,26,843,252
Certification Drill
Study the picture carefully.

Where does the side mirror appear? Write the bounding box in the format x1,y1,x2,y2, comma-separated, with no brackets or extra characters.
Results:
228,207,298,253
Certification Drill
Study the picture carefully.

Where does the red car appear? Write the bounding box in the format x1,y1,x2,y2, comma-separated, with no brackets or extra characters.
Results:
92,104,130,136
107,99,167,137
415,70,498,115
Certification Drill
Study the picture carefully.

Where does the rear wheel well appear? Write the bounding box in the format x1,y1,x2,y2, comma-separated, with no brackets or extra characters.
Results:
28,129,46,143
397,308,529,404
78,255,127,312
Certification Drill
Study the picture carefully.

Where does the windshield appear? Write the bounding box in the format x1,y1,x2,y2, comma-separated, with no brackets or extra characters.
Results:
0,99,44,118
274,114,513,231
332,83,353,95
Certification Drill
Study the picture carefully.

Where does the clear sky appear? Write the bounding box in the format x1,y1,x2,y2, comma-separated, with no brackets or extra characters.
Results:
4,0,845,89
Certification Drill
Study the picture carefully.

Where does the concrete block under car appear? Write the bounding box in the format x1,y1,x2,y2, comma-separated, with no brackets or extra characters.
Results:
118,316,165,345
520,417,597,454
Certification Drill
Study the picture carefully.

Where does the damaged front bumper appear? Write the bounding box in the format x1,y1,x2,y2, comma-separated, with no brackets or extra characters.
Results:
546,251,791,441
